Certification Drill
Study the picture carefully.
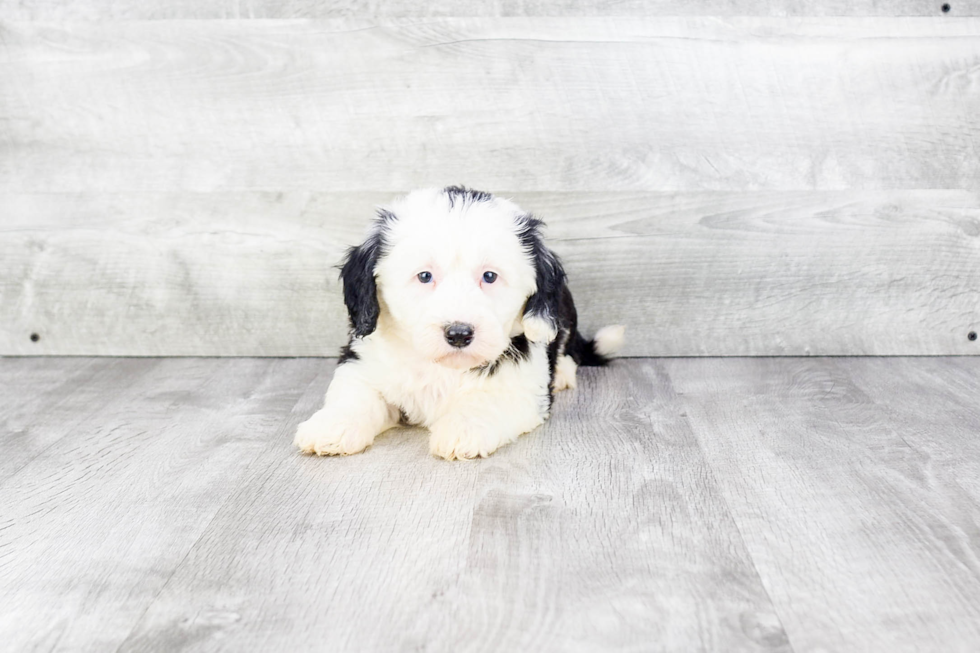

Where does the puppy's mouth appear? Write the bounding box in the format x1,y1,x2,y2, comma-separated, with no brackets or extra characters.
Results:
435,350,489,370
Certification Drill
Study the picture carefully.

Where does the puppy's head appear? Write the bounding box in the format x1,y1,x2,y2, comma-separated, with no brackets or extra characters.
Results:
340,186,564,369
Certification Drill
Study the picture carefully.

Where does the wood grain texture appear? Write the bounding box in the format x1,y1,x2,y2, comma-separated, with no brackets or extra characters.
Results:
663,356,980,652
845,357,980,496
2,1,979,20
0,357,324,652
2,18,980,193
2,191,977,356
3,17,979,357
117,360,786,652
0,357,91,416
0,357,162,482
3,356,980,651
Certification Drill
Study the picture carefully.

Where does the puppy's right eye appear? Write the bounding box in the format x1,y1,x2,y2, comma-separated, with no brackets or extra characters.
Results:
417,271,433,284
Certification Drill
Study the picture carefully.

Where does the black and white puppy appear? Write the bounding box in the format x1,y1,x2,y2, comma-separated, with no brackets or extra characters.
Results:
295,186,624,460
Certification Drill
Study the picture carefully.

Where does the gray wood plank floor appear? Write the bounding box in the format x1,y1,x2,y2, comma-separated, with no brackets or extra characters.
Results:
1,357,978,652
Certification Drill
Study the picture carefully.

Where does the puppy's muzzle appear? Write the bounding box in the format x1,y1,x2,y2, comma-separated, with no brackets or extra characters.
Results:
444,322,475,348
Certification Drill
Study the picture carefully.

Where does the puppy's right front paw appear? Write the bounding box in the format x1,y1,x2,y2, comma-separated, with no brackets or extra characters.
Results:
294,410,375,456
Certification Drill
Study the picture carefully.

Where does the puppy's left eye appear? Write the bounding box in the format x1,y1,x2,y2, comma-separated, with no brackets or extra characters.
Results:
482,271,498,284
418,271,433,283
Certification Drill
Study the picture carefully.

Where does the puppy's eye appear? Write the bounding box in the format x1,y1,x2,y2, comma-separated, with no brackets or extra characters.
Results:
417,271,433,284
482,271,498,284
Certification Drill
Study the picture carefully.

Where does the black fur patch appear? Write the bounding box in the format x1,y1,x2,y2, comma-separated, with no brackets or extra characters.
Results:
338,341,359,364
338,208,396,338
444,185,493,208
565,331,611,367
544,279,611,400
516,214,567,336
504,333,531,362
340,234,382,337
376,208,398,224
398,407,414,425
478,334,531,376
557,284,612,368
546,337,560,406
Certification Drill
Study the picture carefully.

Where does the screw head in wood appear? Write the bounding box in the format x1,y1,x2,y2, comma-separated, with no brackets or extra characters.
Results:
942,3,951,12
30,332,40,342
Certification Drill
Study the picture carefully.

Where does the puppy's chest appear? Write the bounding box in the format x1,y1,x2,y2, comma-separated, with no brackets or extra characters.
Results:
376,366,469,427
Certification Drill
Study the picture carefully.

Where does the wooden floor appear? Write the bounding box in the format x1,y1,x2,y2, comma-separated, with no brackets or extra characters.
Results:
1,357,979,652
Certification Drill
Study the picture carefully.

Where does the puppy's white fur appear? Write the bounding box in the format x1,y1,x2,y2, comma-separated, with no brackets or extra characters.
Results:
295,187,622,460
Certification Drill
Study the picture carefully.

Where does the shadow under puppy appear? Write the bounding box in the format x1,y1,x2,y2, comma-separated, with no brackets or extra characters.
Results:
295,186,624,460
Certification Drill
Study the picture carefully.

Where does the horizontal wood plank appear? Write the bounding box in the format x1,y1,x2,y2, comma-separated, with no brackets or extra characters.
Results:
2,190,977,356
2,18,979,192
3,17,979,356
2,1,979,20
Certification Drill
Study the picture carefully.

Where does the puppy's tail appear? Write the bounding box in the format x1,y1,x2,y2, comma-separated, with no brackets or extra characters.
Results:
568,325,625,367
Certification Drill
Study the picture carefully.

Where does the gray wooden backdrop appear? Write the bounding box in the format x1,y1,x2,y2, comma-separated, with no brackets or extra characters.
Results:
2,3,978,356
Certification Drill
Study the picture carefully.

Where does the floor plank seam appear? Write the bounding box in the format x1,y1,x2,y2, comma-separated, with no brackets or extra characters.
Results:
114,361,334,649
111,361,315,650
112,509,224,653
662,363,802,653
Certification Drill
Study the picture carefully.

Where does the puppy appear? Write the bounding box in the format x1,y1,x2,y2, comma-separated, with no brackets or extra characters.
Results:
295,186,624,460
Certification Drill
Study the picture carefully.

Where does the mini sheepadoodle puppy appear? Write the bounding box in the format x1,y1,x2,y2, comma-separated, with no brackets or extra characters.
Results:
295,186,624,460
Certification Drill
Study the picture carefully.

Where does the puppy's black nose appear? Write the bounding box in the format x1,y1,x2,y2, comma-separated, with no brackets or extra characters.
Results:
444,322,474,348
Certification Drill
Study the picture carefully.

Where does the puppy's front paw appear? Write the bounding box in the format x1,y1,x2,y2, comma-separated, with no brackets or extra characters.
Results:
294,410,375,456
522,315,558,343
429,416,511,461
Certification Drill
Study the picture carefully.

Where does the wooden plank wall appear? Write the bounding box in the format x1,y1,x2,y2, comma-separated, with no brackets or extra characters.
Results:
1,4,978,356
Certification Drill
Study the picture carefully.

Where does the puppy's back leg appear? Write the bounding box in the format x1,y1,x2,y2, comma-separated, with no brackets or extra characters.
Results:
552,354,578,392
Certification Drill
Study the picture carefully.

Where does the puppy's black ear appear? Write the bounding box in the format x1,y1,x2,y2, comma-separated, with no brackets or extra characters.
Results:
340,232,383,337
518,215,566,343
